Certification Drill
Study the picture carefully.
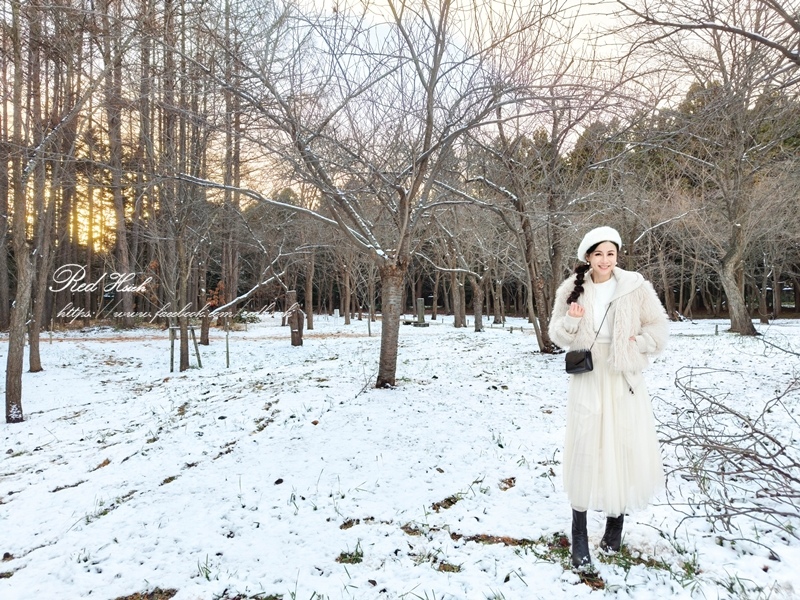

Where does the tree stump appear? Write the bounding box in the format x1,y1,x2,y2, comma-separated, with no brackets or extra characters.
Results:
288,306,304,346
285,290,304,346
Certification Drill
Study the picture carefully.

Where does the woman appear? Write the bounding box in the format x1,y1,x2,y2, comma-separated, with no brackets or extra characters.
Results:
548,226,668,569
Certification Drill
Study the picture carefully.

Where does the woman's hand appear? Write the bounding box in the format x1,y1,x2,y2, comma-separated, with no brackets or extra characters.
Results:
567,302,585,318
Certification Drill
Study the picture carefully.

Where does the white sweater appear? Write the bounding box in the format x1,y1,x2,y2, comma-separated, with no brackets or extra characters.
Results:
592,277,616,343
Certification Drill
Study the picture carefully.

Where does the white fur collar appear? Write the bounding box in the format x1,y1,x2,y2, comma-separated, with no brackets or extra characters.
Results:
585,266,644,301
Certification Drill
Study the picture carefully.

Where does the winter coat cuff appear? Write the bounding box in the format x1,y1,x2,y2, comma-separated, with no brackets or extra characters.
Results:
563,314,582,334
635,333,656,354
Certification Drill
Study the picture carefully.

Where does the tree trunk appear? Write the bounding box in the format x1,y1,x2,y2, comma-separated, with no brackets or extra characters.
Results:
401,277,408,318
484,276,491,321
376,264,406,388
459,274,467,326
523,271,536,323
431,270,439,320
757,287,769,324
720,258,757,335
700,282,710,316
469,275,484,332
101,1,134,327
6,252,32,422
368,265,376,324
414,273,424,310
451,271,464,328
57,92,79,326
757,267,770,324
221,0,241,317
546,216,566,312
526,254,554,350
83,103,97,325
514,204,548,343
657,252,676,321
178,237,190,371
496,117,553,346
28,201,54,373
342,267,351,325
772,270,781,318
442,276,451,315
305,249,315,330
677,258,684,316
681,255,699,318
27,6,47,372
200,313,210,345
0,135,9,330
6,0,29,422
493,279,503,324
290,309,304,345
287,290,303,346
135,0,155,323
198,239,210,345
0,0,9,328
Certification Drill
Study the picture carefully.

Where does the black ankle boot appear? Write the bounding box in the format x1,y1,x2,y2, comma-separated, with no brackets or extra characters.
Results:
600,514,624,552
571,509,591,568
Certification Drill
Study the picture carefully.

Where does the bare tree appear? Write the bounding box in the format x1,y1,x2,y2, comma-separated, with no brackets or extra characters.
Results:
440,14,671,350
98,0,136,327
617,0,800,80
26,0,50,373
745,159,800,320
423,208,510,332
0,1,11,331
3,0,90,418
188,0,558,387
615,0,800,334
220,0,242,314
5,0,31,422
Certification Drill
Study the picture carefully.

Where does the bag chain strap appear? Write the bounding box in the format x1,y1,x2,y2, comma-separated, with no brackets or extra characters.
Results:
588,304,612,352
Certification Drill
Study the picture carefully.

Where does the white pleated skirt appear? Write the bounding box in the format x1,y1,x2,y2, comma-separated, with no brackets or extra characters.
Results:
563,343,664,517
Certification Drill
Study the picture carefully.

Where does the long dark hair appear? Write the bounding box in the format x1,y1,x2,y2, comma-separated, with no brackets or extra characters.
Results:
565,241,619,305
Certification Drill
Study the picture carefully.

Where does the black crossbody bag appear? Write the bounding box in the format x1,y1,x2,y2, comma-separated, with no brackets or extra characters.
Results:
565,305,611,375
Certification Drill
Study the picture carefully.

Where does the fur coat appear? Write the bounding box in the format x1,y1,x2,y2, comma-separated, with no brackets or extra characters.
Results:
548,267,669,389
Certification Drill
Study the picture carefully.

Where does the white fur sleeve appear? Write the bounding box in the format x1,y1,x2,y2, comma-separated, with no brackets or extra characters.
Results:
635,281,669,356
548,277,580,350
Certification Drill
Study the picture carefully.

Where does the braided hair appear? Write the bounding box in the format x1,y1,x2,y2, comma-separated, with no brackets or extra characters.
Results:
565,241,619,305
566,264,591,305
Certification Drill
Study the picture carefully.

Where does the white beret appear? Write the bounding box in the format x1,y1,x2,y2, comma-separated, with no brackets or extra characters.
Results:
577,226,622,262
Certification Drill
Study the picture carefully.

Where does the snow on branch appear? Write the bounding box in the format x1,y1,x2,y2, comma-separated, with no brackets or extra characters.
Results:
173,172,375,253
431,180,521,234
414,251,480,279
466,176,519,204
210,254,287,316
632,212,691,243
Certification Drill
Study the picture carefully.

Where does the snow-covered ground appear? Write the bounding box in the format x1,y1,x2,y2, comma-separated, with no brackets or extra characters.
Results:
1,314,798,600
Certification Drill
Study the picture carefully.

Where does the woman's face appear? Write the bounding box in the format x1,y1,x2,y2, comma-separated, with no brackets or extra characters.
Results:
586,241,618,281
